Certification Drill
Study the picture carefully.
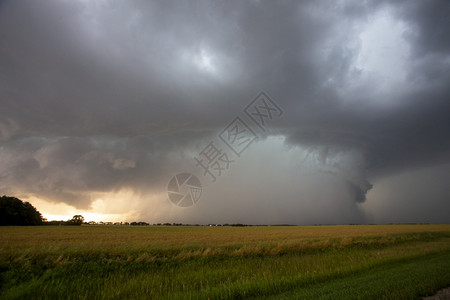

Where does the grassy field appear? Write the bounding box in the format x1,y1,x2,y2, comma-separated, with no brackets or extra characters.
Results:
1,225,450,299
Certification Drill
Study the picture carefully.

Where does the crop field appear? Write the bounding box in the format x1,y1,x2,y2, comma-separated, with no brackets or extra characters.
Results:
1,224,450,299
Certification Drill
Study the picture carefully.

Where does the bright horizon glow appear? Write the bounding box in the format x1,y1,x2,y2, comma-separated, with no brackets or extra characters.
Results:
24,190,142,222
42,212,122,223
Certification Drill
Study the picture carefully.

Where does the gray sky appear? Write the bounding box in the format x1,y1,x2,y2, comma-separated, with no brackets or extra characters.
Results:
1,0,449,224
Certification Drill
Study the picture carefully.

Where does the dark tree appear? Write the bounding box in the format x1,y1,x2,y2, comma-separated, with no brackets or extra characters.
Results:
0,195,44,225
67,215,84,226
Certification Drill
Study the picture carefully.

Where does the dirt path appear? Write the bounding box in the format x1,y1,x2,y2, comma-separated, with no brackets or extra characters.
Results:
422,287,450,300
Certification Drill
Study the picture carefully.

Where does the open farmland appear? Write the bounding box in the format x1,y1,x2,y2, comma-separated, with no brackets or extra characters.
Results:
1,225,450,299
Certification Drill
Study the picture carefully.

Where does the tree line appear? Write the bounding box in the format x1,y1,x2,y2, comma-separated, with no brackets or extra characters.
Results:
1,195,276,227
0,195,84,226
0,195,44,225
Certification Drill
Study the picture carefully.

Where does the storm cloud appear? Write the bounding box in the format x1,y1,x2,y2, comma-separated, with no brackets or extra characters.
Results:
1,0,449,224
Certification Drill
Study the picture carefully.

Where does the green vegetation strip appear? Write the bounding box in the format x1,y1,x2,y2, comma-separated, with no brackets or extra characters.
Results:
1,225,450,299
257,252,450,300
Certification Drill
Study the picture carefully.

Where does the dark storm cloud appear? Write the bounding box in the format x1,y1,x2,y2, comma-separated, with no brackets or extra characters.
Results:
1,0,449,222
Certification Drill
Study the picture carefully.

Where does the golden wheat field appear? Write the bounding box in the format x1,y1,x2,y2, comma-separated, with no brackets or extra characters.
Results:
1,224,450,299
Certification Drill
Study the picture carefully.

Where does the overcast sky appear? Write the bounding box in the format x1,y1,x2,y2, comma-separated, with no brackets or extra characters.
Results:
1,0,449,224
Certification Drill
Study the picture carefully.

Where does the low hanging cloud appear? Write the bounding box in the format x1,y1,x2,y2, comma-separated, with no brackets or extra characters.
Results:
1,0,449,224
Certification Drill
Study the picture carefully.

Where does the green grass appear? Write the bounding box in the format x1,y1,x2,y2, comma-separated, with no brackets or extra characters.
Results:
1,225,450,299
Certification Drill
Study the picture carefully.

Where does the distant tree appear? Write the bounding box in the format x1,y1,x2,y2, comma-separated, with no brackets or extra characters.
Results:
67,215,84,226
130,221,149,226
0,195,44,225
45,220,67,226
